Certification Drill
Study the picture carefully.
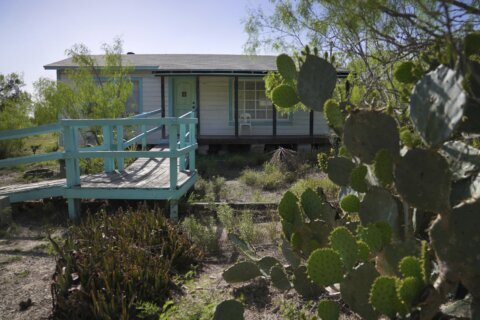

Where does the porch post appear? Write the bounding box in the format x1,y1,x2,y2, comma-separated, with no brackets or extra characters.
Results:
272,105,277,136
161,75,166,139
196,76,200,135
234,76,239,137
309,110,314,137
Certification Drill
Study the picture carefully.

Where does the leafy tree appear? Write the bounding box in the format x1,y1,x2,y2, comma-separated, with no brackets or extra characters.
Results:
0,73,31,158
33,38,134,124
246,0,480,109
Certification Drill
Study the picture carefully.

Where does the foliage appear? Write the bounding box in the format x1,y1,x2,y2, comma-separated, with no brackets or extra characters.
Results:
50,208,202,319
192,176,226,202
217,205,260,244
181,215,219,253
260,37,480,319
33,37,134,124
0,73,31,158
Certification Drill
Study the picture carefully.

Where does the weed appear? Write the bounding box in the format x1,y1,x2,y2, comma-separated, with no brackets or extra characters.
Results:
15,270,30,278
238,210,260,244
192,176,226,202
217,204,236,233
181,215,219,253
289,177,339,200
136,301,161,320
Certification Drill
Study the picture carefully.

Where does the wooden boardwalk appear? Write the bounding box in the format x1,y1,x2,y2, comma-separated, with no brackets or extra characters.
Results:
0,149,194,202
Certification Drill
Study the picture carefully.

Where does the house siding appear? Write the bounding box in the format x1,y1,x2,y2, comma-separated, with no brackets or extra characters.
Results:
199,76,233,136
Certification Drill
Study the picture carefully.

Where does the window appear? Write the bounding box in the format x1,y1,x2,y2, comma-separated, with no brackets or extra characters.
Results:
126,79,141,114
238,79,288,121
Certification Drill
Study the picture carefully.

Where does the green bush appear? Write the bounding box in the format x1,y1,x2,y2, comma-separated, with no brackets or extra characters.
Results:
181,215,219,253
289,177,339,200
239,163,287,191
192,176,226,202
50,208,202,319
217,204,260,244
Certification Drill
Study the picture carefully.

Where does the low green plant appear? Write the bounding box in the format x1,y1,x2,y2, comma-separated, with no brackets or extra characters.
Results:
50,208,202,319
192,176,226,202
239,163,287,191
181,215,219,253
289,177,339,200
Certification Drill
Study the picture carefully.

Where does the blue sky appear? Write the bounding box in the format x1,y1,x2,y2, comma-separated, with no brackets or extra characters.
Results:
0,0,274,93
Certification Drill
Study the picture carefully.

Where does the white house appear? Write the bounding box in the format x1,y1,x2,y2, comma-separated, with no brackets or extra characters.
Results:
45,54,348,148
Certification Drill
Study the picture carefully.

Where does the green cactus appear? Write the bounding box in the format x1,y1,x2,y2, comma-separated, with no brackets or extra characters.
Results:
307,248,344,287
281,239,301,269
399,126,421,149
343,111,400,164
213,300,244,320
374,221,393,247
323,99,345,132
338,145,351,158
292,266,323,298
410,65,467,147
297,55,337,111
375,240,419,276
270,265,292,291
396,276,423,308
357,240,371,262
317,300,340,320
329,227,358,270
395,149,451,213
222,261,262,283
327,156,355,186
300,188,323,220
290,232,302,250
359,188,399,232
340,263,380,320
374,149,394,186
340,194,360,213
278,191,302,224
276,54,297,80
350,164,368,193
420,241,431,284
257,256,282,274
398,256,423,281
272,84,300,109
356,224,383,253
369,276,404,319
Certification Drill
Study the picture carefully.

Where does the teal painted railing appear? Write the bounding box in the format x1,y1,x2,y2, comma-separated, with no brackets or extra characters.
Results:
0,109,198,219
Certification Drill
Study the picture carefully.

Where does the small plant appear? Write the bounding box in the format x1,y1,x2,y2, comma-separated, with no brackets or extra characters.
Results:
50,208,202,319
192,176,226,202
181,215,219,253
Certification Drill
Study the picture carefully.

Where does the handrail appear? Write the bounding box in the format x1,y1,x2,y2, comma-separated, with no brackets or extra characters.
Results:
0,123,61,141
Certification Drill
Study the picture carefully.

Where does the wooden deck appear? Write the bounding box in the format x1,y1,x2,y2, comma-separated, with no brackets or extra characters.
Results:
0,150,195,203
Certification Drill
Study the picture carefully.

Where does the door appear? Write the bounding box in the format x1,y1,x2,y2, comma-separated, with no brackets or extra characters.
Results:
173,77,196,117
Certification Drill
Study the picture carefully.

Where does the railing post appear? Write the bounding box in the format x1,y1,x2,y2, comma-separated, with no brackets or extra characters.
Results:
179,123,186,171
189,112,196,172
117,125,124,171
141,124,147,150
103,125,115,172
64,125,81,220
169,124,178,191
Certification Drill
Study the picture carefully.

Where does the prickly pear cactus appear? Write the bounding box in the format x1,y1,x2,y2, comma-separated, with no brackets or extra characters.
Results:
276,54,297,81
340,194,360,213
292,266,323,298
272,84,299,109
270,265,292,291
222,261,262,283
317,300,340,320
373,149,394,187
329,227,358,270
307,248,344,287
324,99,345,133
398,256,423,281
349,164,367,193
356,224,384,253
327,156,355,186
397,276,423,308
356,241,371,263
213,300,244,320
369,276,404,318
297,55,337,111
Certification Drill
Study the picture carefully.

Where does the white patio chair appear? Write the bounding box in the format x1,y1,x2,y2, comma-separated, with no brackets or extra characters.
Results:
239,113,252,135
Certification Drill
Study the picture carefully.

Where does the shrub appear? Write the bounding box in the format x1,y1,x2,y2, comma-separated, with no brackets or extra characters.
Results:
290,177,339,200
239,163,286,191
181,215,219,253
217,205,260,244
192,176,226,202
50,208,202,319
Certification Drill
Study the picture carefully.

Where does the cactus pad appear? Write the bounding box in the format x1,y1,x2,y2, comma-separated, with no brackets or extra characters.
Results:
317,300,340,320
398,256,422,280
300,188,323,220
343,111,400,164
281,239,301,269
369,276,403,318
440,140,480,181
324,99,345,132
374,221,393,247
356,224,383,253
327,156,355,186
395,149,451,212
375,240,419,276
394,61,420,84
340,263,380,320
420,241,431,284
272,84,300,109
297,55,337,111
278,191,302,224
374,149,394,186
293,266,323,298
213,300,244,320
357,241,371,262
222,261,262,283
329,227,358,270
257,256,282,275
270,265,292,291
397,276,423,308
410,65,466,147
307,248,344,286
340,194,360,213
359,187,398,229
350,164,368,193
276,54,297,80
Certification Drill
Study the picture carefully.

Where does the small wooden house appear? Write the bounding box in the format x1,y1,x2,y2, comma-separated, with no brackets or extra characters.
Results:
45,54,347,149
